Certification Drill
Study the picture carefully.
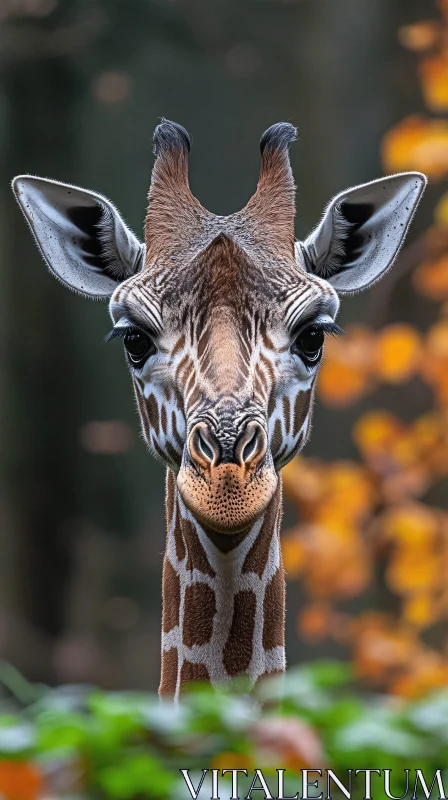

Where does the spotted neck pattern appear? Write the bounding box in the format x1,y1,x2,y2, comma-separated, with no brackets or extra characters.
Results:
160,470,284,698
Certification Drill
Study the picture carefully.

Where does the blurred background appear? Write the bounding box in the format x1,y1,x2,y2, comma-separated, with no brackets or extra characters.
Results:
0,0,446,699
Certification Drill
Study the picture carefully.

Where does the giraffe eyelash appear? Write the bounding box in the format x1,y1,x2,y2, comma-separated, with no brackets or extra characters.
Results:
291,320,345,340
315,321,345,337
105,325,143,343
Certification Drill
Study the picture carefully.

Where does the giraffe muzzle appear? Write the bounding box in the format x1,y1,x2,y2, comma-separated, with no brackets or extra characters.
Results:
178,420,277,534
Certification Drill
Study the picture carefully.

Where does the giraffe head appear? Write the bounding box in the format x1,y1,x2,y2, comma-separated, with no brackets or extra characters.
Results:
13,120,426,534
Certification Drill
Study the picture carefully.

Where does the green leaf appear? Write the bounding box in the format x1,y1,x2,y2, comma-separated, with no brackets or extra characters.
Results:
96,752,175,800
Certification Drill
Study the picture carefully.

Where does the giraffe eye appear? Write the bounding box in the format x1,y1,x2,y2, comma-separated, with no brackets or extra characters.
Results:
124,330,155,366
292,325,325,367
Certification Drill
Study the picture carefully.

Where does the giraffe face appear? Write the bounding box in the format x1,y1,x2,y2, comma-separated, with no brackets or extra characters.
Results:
13,120,427,536
109,233,339,534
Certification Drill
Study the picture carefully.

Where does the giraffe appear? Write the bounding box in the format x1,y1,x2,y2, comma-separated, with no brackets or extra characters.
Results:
12,119,426,698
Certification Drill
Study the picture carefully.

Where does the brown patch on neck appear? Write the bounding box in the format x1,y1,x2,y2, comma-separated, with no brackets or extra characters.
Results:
242,484,282,577
162,558,180,633
223,589,256,676
167,470,186,562
173,508,186,562
263,567,285,649
166,470,175,522
182,516,216,577
180,660,210,691
159,647,178,696
183,583,216,647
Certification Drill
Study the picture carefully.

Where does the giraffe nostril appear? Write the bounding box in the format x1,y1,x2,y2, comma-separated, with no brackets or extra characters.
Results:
188,423,220,468
242,430,258,463
237,421,267,468
197,429,214,462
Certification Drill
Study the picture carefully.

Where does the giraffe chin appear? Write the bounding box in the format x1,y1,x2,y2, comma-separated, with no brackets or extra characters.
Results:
177,463,278,535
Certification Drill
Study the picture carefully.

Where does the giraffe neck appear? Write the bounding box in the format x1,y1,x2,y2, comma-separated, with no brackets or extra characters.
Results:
159,470,285,698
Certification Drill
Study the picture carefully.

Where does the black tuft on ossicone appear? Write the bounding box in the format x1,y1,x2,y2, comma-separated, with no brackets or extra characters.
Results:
260,122,297,155
153,118,191,156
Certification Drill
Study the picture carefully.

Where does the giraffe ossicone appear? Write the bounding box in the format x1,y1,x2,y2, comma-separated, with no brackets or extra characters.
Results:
12,119,427,698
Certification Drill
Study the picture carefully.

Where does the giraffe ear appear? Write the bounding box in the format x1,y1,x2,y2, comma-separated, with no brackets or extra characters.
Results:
296,172,427,295
12,175,146,299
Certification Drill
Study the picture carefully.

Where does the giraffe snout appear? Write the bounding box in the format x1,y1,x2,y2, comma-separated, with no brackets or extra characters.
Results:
180,419,276,533
188,420,267,471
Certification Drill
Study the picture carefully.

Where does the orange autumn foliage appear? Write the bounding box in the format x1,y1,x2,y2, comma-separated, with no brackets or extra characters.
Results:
0,762,43,800
402,593,435,628
420,320,448,405
434,190,448,227
413,254,448,300
398,21,440,52
317,358,368,407
390,652,448,698
298,604,332,641
318,326,373,406
419,55,448,111
382,503,439,546
374,324,422,383
388,546,439,594
353,411,404,464
352,614,419,683
382,115,448,179
283,0,448,697
283,459,374,604
318,324,423,408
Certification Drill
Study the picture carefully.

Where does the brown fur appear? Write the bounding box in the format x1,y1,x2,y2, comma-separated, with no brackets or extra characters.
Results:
159,647,178,696
162,558,180,632
293,387,313,433
182,516,216,577
145,140,208,264
223,589,257,676
263,567,285,650
242,484,282,577
173,510,186,562
270,419,283,461
180,660,210,689
183,583,216,646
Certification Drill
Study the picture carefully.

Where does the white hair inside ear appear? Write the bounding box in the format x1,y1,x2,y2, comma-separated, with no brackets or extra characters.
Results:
12,175,146,299
296,172,427,295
